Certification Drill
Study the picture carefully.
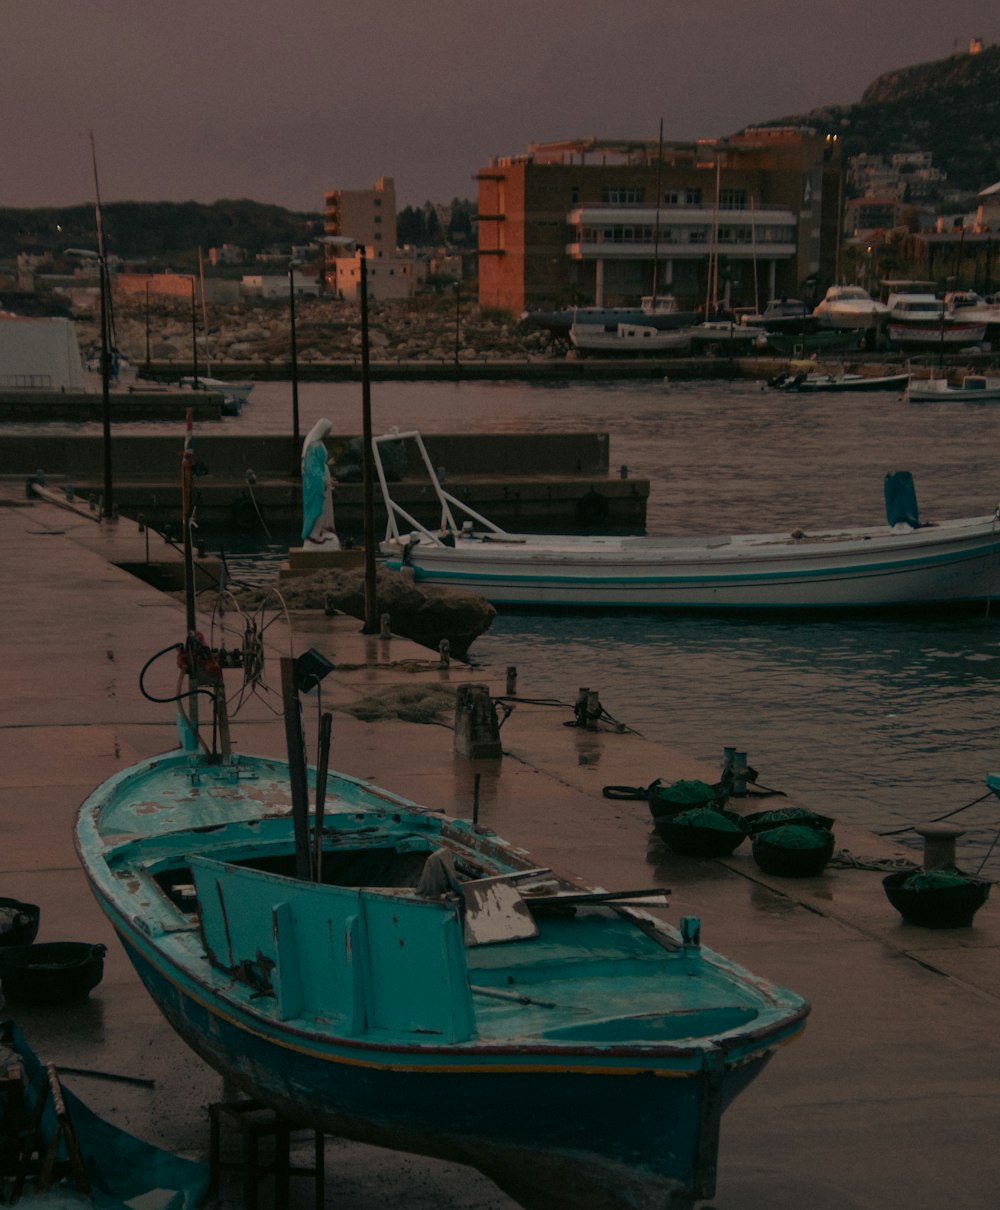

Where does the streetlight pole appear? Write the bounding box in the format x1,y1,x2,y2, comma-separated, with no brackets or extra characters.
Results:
97,251,115,519
289,259,301,474
359,246,378,634
189,277,199,388
144,279,151,375
454,279,461,366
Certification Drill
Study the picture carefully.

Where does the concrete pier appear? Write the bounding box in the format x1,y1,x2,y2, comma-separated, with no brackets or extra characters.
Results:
2,485,1000,1209
2,431,650,536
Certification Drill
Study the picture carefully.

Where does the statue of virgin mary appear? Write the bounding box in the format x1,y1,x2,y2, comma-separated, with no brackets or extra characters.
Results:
300,418,341,547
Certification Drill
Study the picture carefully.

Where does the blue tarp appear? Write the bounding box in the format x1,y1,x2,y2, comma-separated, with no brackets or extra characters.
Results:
884,471,920,528
2,1021,208,1209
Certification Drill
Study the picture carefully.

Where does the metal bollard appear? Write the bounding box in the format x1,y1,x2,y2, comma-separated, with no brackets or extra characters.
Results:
439,639,451,666
380,613,392,640
586,690,601,730
732,751,749,796
915,823,965,869
619,465,629,479
323,593,336,617
454,684,502,759
506,665,518,695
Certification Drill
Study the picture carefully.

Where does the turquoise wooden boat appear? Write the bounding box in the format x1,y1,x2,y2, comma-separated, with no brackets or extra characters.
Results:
75,733,809,1209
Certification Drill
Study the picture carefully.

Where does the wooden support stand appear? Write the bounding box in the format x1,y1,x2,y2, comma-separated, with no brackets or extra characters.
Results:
11,1063,90,1200
208,1099,325,1210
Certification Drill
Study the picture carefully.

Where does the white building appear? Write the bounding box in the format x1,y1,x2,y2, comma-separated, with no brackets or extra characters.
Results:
0,316,86,389
327,246,419,301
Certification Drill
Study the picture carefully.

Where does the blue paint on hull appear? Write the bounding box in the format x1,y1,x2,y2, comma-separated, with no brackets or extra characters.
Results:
117,929,773,1205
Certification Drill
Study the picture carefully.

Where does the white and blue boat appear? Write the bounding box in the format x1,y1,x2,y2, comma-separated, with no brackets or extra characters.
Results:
377,431,1000,611
75,658,808,1209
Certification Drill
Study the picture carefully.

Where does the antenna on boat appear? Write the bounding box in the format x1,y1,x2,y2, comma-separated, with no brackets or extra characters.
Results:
651,118,663,308
358,247,379,634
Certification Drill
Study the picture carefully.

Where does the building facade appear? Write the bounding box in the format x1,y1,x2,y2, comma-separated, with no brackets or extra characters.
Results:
323,177,397,252
325,244,419,301
476,129,843,315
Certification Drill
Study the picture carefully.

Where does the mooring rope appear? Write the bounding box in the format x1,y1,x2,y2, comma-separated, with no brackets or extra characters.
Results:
877,790,995,836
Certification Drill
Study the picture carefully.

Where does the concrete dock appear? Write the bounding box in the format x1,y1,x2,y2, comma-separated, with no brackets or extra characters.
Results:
2,486,1000,1209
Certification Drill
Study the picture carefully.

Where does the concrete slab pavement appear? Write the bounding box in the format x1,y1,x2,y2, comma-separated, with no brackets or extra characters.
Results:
2,489,1000,1210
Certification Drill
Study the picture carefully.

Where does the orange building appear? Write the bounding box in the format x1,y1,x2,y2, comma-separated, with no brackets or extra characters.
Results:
476,129,843,315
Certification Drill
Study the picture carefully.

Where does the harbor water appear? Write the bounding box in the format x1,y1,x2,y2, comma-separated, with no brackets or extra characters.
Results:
18,372,1000,875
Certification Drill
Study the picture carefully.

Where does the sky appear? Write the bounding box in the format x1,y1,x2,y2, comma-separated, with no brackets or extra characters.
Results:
5,0,1000,214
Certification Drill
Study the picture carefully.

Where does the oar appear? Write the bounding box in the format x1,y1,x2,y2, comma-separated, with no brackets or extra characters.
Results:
469,985,559,1009
523,887,669,909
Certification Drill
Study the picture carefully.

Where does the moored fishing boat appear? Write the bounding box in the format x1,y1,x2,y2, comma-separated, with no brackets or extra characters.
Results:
812,285,888,330
569,320,692,355
771,370,910,394
377,430,1000,611
74,638,809,1209
906,374,1000,403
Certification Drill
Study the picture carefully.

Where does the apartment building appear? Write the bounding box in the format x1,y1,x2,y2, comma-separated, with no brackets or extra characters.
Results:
323,177,397,252
476,128,843,314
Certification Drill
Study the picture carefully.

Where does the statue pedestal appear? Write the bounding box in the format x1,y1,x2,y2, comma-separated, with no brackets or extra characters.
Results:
280,546,366,581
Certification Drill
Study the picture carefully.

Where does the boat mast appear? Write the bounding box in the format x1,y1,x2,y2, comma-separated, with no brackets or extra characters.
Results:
750,190,760,316
90,134,115,520
651,118,663,307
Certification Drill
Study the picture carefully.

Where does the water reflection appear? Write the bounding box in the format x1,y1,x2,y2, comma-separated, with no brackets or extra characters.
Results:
471,610,1000,877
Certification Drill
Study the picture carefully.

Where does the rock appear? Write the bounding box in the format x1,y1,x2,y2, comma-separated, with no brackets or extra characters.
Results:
241,566,495,660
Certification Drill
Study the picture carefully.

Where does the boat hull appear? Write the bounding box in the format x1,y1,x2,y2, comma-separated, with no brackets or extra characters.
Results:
76,749,808,1209
886,321,986,349
385,516,1000,610
908,379,1000,403
777,373,909,394
115,925,777,1209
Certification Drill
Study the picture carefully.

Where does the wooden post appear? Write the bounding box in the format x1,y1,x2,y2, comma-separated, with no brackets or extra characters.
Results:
280,657,312,880
313,712,332,882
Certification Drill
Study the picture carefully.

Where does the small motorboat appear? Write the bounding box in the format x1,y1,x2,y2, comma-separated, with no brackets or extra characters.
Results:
377,430,1000,611
906,374,1000,403
772,370,910,393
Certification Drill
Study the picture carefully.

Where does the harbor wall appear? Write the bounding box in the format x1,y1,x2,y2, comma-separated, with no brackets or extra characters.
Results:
5,432,648,537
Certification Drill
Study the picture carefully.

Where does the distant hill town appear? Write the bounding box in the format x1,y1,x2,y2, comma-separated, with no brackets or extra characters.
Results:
753,40,1000,196
1,42,997,284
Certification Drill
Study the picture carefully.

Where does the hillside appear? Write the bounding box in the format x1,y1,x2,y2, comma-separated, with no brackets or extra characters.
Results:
744,43,1000,197
0,198,322,264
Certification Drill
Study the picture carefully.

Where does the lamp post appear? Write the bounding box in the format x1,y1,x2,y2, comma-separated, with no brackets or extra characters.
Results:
188,276,199,388
289,259,301,473
454,278,461,366
144,279,151,374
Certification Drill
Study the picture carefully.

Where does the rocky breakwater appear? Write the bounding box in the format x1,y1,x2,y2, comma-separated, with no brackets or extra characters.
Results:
239,564,496,661
78,295,554,368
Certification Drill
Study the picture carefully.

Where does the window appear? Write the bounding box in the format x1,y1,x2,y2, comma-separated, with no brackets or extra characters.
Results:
719,189,747,210
602,187,645,204
684,188,701,205
688,228,707,243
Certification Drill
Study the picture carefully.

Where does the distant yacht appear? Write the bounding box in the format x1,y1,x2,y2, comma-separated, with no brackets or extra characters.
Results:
812,285,888,330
